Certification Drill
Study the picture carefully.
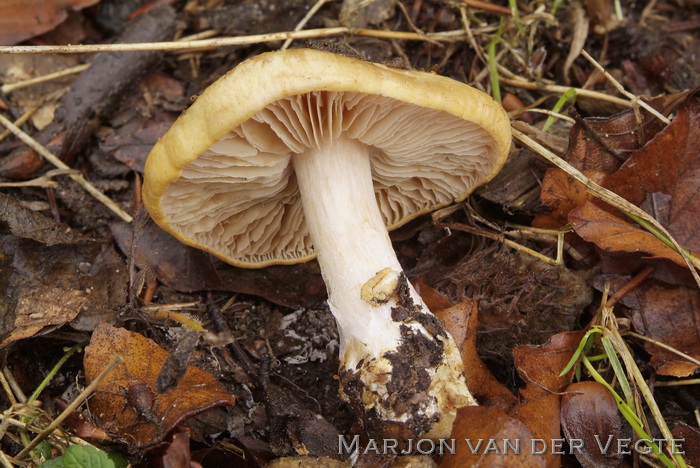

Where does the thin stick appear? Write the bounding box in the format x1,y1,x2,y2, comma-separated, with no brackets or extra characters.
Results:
15,355,123,460
281,0,330,50
605,266,655,308
0,27,476,55
512,128,700,288
1,64,90,95
0,450,14,468
463,0,512,15
0,105,40,143
580,49,670,124
625,331,700,367
0,113,134,223
654,379,700,387
501,77,633,108
2,367,26,403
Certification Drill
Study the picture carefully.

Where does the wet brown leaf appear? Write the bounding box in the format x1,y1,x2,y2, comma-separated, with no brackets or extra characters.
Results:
111,220,326,308
672,423,700,467
0,287,86,348
561,381,623,468
626,280,700,377
441,406,545,468
511,331,585,468
533,168,606,229
566,93,687,172
145,427,201,468
513,331,584,397
569,201,691,266
0,236,126,345
0,0,100,45
0,193,82,245
84,323,236,450
55,397,110,442
436,300,517,410
604,96,700,252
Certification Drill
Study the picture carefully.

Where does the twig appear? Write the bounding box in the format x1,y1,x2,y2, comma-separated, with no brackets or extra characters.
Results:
511,127,700,288
15,355,123,460
605,266,655,308
654,379,700,387
0,27,479,54
0,450,14,468
463,0,512,16
0,169,78,189
0,106,39,143
625,331,700,367
2,367,26,403
281,0,330,50
580,49,670,124
0,113,134,223
501,77,633,108
1,64,90,95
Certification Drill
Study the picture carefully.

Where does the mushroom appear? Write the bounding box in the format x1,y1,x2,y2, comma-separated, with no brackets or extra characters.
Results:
143,49,511,440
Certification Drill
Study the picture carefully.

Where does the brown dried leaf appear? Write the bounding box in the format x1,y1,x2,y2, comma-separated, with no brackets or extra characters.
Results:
111,220,326,308
513,331,584,397
145,427,200,468
0,287,86,348
441,406,545,468
672,423,700,467
604,96,700,252
566,93,687,172
0,193,82,245
626,280,700,377
84,323,236,450
561,381,623,468
0,236,127,345
533,168,606,229
569,201,691,266
0,0,100,45
435,300,517,410
511,331,584,468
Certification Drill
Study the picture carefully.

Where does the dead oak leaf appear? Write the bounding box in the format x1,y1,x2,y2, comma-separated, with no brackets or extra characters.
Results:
626,280,700,377
0,0,100,45
511,331,584,468
533,168,606,229
435,299,517,411
84,322,235,450
441,406,546,468
569,201,691,267
604,96,700,251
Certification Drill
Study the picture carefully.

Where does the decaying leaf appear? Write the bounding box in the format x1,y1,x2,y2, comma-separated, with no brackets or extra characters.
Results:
0,235,127,346
565,93,687,172
84,323,236,450
0,0,100,45
671,423,700,467
604,96,700,252
111,220,326,308
0,192,82,245
435,299,517,410
625,280,700,377
533,168,606,229
0,287,86,348
561,381,623,468
512,331,585,468
441,406,545,468
569,201,692,266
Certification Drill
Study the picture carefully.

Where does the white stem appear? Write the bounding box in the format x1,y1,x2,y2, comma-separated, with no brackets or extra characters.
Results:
292,136,473,439
292,136,415,362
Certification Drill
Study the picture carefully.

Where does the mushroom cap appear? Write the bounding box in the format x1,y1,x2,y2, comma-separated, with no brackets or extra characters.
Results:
143,49,511,268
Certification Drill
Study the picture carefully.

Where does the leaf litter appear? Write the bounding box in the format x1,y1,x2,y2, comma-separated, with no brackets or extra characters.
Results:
0,0,699,466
